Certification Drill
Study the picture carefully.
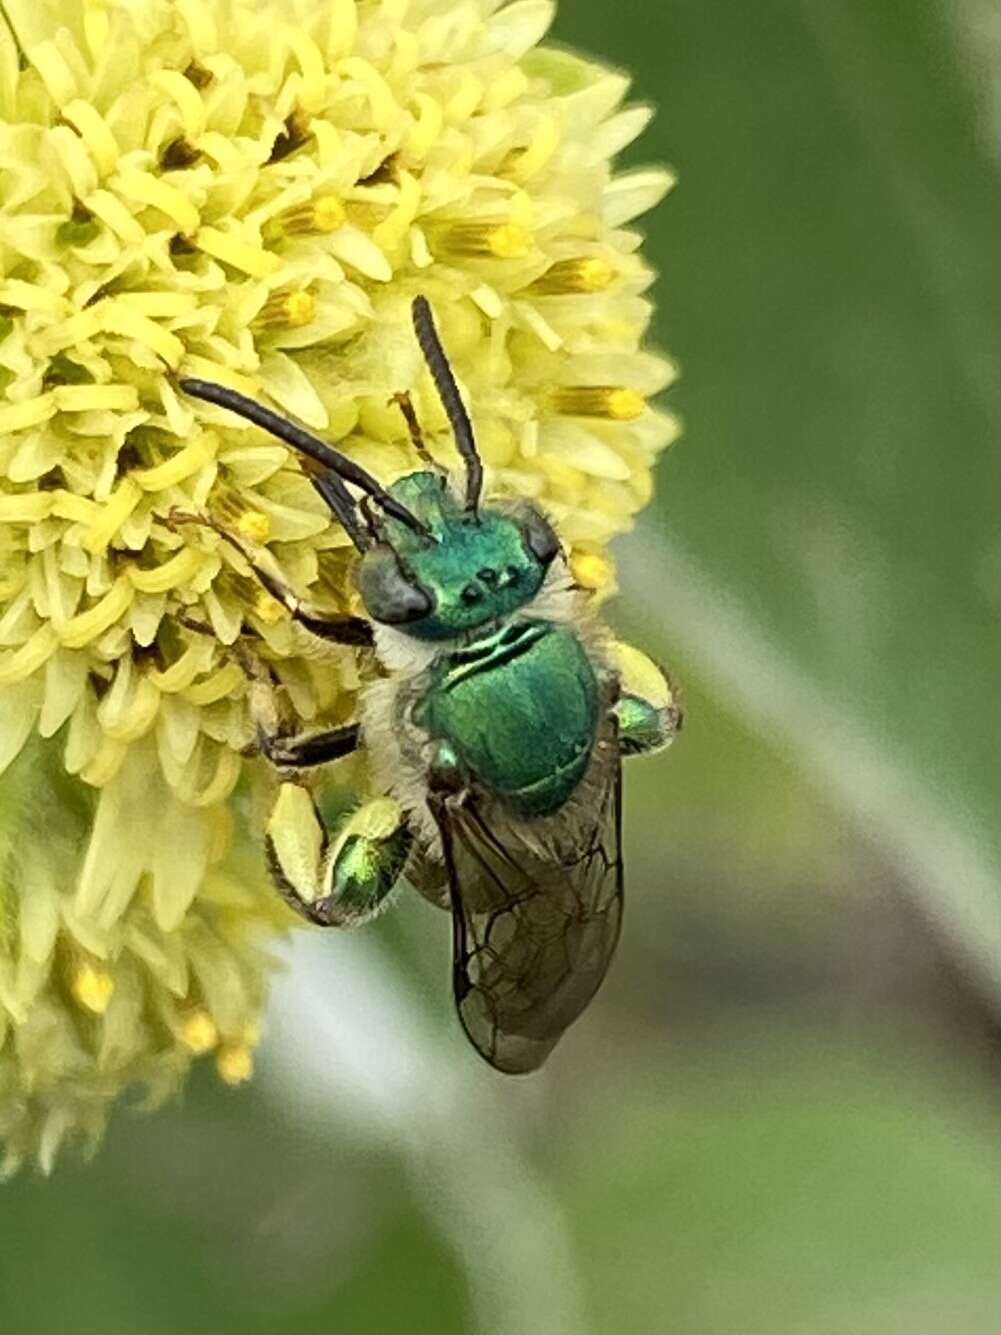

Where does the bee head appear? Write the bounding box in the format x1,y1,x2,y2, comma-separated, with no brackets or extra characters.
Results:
181,298,561,644
356,472,561,640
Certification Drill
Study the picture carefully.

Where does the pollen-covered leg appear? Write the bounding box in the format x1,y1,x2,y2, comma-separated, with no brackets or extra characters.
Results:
265,784,412,926
608,641,683,756
169,510,372,645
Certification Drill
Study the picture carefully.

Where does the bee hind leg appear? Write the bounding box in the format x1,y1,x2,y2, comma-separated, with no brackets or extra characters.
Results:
608,640,684,756
265,784,412,926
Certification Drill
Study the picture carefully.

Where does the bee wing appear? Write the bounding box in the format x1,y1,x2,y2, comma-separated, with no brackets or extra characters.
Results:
430,749,624,1074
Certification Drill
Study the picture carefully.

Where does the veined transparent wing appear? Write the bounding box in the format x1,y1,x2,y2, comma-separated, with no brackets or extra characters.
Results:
430,745,624,1074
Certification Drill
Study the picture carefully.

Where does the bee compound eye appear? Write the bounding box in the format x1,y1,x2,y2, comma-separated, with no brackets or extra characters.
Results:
357,544,433,625
520,508,560,566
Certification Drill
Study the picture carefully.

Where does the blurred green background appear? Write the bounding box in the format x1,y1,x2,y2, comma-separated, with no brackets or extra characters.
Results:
2,1,998,1332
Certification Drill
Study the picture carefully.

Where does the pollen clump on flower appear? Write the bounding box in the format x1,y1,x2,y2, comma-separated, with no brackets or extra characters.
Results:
0,0,676,1172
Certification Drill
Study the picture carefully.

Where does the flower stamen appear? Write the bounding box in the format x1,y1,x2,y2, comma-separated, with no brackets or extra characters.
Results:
183,62,214,90
71,963,115,1015
210,487,272,543
254,288,317,330
441,222,530,259
268,194,346,237
227,574,287,625
160,136,203,170
179,1009,219,1054
216,1042,254,1084
551,386,646,421
530,256,617,294
268,110,313,164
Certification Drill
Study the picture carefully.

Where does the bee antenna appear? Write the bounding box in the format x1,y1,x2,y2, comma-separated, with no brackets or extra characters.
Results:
411,296,483,515
179,379,431,545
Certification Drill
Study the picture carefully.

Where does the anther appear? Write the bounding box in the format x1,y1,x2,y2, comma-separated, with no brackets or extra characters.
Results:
183,61,213,89
209,487,271,543
71,962,115,1015
179,1009,219,1054
529,256,616,294
268,110,312,163
254,288,317,330
441,222,530,259
216,1042,254,1084
160,136,202,169
551,386,646,421
228,574,286,624
268,194,345,237
358,152,400,185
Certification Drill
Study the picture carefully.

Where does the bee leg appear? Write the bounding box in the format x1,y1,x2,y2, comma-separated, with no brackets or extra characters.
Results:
265,785,412,926
229,640,362,771
258,723,361,770
168,510,372,646
608,640,684,756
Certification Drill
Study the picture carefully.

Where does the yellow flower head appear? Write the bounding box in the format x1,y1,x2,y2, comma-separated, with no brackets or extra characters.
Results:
0,0,676,1172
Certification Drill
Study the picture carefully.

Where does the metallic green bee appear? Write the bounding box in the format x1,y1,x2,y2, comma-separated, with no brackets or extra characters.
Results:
179,297,681,1073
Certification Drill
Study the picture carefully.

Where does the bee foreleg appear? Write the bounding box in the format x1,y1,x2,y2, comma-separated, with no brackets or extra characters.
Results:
169,509,372,646
607,640,684,756
265,785,412,927
231,643,362,770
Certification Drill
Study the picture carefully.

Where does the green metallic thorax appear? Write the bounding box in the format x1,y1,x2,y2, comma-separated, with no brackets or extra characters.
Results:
415,620,600,817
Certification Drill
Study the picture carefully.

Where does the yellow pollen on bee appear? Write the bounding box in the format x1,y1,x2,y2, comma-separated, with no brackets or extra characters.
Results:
442,222,530,259
551,386,646,421
255,289,316,330
271,194,345,236
216,1042,254,1085
531,256,616,294
569,548,615,592
179,1009,219,1054
72,962,115,1015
